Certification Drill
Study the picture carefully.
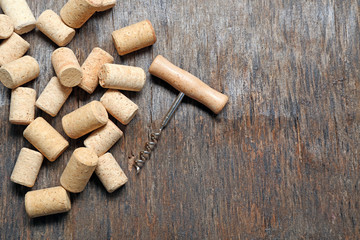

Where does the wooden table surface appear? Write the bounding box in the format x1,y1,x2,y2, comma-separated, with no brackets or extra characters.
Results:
1,0,359,239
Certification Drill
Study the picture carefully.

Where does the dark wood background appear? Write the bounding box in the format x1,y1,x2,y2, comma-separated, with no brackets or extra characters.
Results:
1,0,359,239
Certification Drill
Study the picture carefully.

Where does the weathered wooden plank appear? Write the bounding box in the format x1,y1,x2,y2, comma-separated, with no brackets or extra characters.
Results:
0,0,359,239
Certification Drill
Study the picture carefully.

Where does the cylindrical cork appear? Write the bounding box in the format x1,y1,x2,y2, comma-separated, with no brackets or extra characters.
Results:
84,120,123,156
0,14,14,39
79,47,114,94
9,87,36,125
25,186,71,218
36,10,76,47
95,153,128,193
112,20,157,56
0,0,36,34
52,47,82,87
97,0,116,12
0,33,30,66
10,148,43,187
62,100,108,139
99,64,146,92
60,0,101,29
60,147,98,193
36,77,72,117
23,117,69,162
100,89,138,125
0,56,39,89
149,55,229,114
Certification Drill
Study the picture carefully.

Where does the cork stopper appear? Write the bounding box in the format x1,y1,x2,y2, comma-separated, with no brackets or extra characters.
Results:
98,64,146,92
37,10,76,47
36,77,73,117
10,148,43,188
0,56,39,89
62,100,108,139
60,147,99,193
0,33,30,66
52,47,83,87
95,153,128,193
0,14,14,39
60,0,100,29
0,0,36,35
25,186,71,218
100,89,138,125
84,120,123,156
79,47,114,94
9,87,36,125
112,20,157,56
23,117,69,162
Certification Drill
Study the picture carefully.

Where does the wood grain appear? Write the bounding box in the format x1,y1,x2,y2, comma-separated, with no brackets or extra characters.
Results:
0,0,359,239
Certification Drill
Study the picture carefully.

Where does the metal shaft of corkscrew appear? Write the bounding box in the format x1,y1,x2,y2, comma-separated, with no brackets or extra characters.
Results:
134,92,185,174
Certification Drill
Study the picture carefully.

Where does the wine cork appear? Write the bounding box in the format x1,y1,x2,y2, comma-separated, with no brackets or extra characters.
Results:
10,148,43,187
36,77,72,117
0,33,30,66
60,0,101,29
100,89,138,125
0,0,36,35
52,47,82,87
60,147,98,193
9,87,36,125
84,120,123,156
0,14,14,39
0,55,39,89
97,0,116,11
23,117,69,162
25,186,71,218
112,20,157,56
62,100,108,139
79,47,114,94
95,153,128,193
36,10,76,47
99,64,146,92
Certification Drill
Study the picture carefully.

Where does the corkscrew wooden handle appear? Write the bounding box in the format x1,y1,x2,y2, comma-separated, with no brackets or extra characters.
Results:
149,55,228,114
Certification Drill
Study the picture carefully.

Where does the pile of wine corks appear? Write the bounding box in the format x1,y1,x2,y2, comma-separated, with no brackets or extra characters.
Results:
0,0,156,218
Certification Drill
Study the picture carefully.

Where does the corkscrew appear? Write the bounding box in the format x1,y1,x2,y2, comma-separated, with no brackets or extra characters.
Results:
134,92,185,173
134,55,229,174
